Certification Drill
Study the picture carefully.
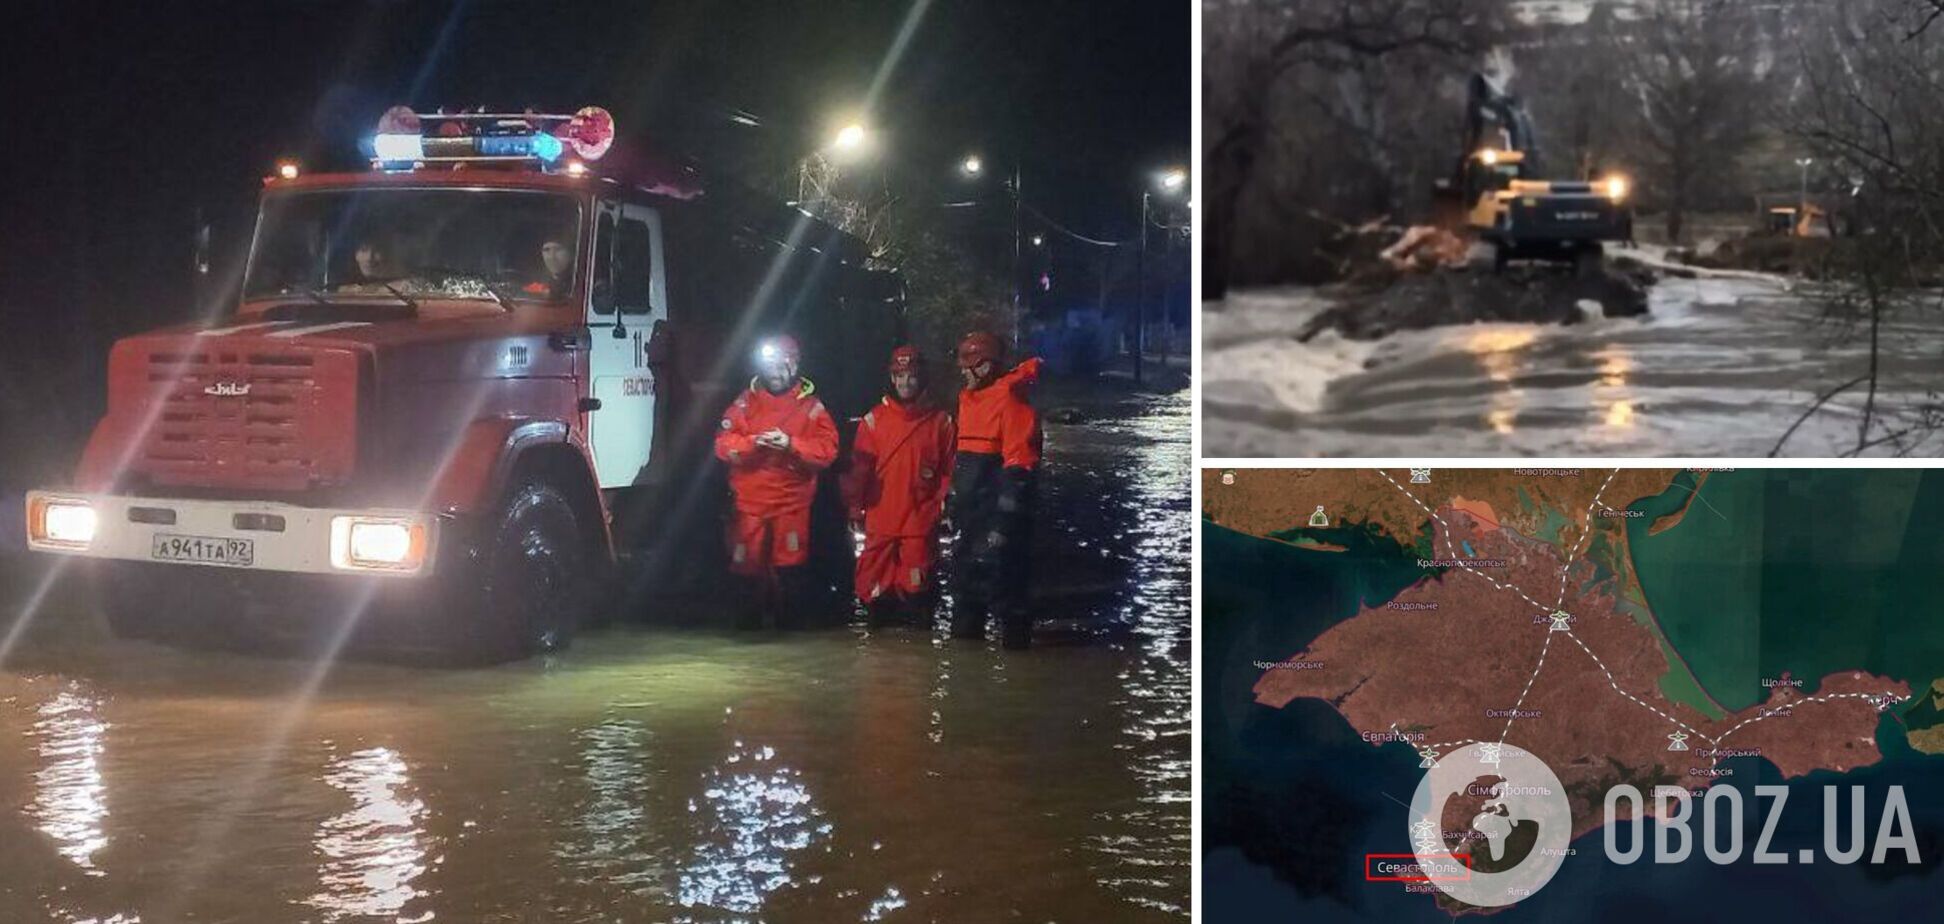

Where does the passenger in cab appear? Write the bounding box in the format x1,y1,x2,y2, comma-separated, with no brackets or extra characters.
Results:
524,233,576,299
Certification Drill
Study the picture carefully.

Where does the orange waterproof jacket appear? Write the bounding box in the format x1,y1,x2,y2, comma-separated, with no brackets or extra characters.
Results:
955,357,1042,470
714,378,840,515
842,396,956,537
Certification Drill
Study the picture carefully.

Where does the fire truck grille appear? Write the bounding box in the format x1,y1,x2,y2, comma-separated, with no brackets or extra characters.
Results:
138,348,359,491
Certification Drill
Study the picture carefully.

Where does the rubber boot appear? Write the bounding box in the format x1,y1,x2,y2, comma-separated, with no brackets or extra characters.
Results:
774,566,816,631
951,601,987,640
906,586,940,631
1000,609,1032,651
732,577,766,631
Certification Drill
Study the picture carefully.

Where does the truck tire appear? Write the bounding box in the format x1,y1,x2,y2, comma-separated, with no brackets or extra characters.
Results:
468,478,588,661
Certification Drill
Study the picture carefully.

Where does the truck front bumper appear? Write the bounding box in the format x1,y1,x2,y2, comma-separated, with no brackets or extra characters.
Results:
23,492,441,578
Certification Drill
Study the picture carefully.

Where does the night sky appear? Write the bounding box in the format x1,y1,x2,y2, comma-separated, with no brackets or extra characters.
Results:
0,0,1187,480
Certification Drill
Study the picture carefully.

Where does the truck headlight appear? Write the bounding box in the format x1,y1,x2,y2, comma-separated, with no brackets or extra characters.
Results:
29,497,97,548
1604,175,1629,202
330,516,427,572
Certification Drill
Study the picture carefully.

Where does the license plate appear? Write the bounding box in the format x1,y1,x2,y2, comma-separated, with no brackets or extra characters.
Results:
151,534,255,567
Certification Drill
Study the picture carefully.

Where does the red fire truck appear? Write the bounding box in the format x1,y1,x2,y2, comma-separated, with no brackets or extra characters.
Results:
23,107,902,661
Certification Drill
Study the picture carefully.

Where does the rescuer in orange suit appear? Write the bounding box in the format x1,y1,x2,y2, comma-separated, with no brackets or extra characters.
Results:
842,346,956,627
714,335,840,629
948,331,1043,649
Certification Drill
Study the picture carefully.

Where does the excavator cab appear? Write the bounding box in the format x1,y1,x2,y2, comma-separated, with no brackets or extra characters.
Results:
1445,74,1632,272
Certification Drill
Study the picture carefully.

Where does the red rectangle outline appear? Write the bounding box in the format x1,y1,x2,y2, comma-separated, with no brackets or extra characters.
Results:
1364,852,1473,882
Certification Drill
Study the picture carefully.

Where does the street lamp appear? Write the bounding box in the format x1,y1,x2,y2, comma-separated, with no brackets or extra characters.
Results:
961,149,1025,346
1136,167,1187,385
832,123,868,156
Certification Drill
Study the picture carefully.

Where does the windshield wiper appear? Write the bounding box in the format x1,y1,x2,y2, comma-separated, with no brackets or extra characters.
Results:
380,282,419,310
295,285,412,310
415,267,515,312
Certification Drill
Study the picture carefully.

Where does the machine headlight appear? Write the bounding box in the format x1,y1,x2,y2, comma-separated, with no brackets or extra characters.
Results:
330,517,427,572
30,498,97,547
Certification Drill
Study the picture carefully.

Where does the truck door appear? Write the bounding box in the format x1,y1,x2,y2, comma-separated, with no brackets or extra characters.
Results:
586,201,668,488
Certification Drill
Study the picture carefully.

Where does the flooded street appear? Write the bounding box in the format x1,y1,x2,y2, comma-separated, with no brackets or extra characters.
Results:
0,387,1190,923
1204,257,1944,457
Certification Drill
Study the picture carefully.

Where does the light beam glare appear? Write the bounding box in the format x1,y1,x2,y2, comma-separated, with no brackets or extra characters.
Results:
161,372,501,913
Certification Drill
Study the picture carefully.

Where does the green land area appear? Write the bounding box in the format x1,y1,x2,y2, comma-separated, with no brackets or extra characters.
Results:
1625,470,1944,738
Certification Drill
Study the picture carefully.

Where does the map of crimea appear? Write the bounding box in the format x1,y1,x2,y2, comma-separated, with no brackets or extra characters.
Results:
1201,468,1944,921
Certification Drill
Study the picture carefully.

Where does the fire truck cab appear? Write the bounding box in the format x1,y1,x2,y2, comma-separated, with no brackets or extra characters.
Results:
24,107,902,661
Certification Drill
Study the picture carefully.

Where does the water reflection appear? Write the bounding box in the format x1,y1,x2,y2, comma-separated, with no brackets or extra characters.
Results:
30,686,110,874
862,885,908,921
1469,328,1533,436
1596,347,1637,431
1088,393,1192,916
557,718,668,896
675,741,830,920
0,382,1190,922
307,747,432,923
1466,327,1537,380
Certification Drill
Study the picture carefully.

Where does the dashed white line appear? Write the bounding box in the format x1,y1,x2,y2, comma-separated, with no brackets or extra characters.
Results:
1561,628,1705,739
1556,468,1620,608
1375,468,1551,611
1366,467,1908,760
1499,629,1555,744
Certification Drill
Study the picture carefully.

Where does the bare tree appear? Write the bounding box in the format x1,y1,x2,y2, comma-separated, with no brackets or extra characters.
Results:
1202,0,1508,297
1770,0,1944,455
1612,0,1766,244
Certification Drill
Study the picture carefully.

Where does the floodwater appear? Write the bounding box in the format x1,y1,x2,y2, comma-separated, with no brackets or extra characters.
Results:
0,387,1190,923
1204,253,1944,457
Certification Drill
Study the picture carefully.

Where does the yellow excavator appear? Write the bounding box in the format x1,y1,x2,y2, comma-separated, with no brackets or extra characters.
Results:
1440,74,1634,273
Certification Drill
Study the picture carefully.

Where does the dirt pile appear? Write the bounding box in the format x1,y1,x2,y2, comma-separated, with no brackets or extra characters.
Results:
1378,225,1472,272
1298,261,1655,342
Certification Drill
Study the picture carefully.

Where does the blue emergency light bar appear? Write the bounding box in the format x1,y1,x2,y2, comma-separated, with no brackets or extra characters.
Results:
369,129,562,167
365,107,611,171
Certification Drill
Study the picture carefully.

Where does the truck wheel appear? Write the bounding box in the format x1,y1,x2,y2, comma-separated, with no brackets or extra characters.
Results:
472,478,587,661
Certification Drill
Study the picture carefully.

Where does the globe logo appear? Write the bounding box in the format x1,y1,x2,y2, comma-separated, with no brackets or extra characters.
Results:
1406,742,1572,907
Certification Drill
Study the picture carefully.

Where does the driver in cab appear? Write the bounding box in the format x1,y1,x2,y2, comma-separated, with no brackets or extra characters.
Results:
352,236,406,283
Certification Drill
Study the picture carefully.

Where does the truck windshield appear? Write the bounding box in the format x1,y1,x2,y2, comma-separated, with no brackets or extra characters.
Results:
243,189,583,303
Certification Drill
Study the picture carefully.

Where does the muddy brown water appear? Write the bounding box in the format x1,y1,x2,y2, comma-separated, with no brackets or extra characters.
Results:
0,388,1190,923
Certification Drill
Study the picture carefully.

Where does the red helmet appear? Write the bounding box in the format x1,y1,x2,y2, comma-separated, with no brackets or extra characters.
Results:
888,345,924,373
757,335,801,366
956,331,1004,369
